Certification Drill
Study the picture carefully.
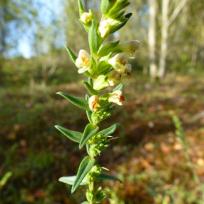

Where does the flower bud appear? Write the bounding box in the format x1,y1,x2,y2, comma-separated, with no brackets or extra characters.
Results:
119,40,140,58
75,49,91,74
108,53,128,73
80,11,93,24
108,90,125,106
98,17,120,38
93,75,109,90
107,71,121,86
91,110,111,125
88,95,100,111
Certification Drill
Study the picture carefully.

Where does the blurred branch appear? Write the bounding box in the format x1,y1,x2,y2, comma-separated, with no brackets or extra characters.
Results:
168,0,188,26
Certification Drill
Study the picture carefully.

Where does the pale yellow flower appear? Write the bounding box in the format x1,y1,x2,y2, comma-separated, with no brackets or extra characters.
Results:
108,90,125,106
93,75,109,90
108,53,128,73
99,17,120,38
88,95,100,111
75,50,91,74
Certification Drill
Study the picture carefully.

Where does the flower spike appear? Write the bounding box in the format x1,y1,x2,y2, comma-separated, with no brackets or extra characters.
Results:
56,0,138,203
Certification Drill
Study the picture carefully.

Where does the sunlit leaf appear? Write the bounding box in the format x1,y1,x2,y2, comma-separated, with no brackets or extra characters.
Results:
78,0,85,14
100,0,115,14
108,0,130,17
65,46,77,64
86,110,93,124
98,123,118,136
57,92,88,110
110,13,132,34
71,156,95,193
59,175,87,186
55,125,82,143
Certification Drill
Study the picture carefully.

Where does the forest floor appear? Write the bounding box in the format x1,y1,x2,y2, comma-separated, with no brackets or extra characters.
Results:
1,73,204,204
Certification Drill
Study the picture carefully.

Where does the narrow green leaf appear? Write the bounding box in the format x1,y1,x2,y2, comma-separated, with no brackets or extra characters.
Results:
96,61,112,75
100,0,114,14
110,13,132,35
108,0,130,17
71,156,95,193
59,176,87,185
96,173,121,182
65,46,77,64
86,110,93,124
80,124,99,149
112,10,125,19
84,81,98,95
98,123,118,136
55,125,82,143
89,20,101,54
57,92,88,110
78,0,85,14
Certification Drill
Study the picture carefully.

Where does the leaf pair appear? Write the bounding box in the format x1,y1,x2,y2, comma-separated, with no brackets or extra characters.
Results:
59,160,120,194
55,122,118,194
71,156,95,193
59,172,120,187
55,123,99,148
81,123,118,147
59,156,95,193
55,123,117,149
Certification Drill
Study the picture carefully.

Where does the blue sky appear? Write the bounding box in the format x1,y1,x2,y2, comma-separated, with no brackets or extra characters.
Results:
10,0,64,58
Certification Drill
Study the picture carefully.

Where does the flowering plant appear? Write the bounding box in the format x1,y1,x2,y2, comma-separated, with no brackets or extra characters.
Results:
55,0,139,203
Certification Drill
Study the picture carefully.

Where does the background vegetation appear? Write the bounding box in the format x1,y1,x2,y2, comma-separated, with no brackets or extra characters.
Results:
0,0,204,203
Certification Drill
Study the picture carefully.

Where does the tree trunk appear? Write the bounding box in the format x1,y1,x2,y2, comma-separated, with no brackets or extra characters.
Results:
158,0,169,78
148,0,157,78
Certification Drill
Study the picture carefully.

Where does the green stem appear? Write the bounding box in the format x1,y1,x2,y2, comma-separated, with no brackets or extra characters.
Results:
88,178,95,204
86,166,98,204
86,129,104,203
